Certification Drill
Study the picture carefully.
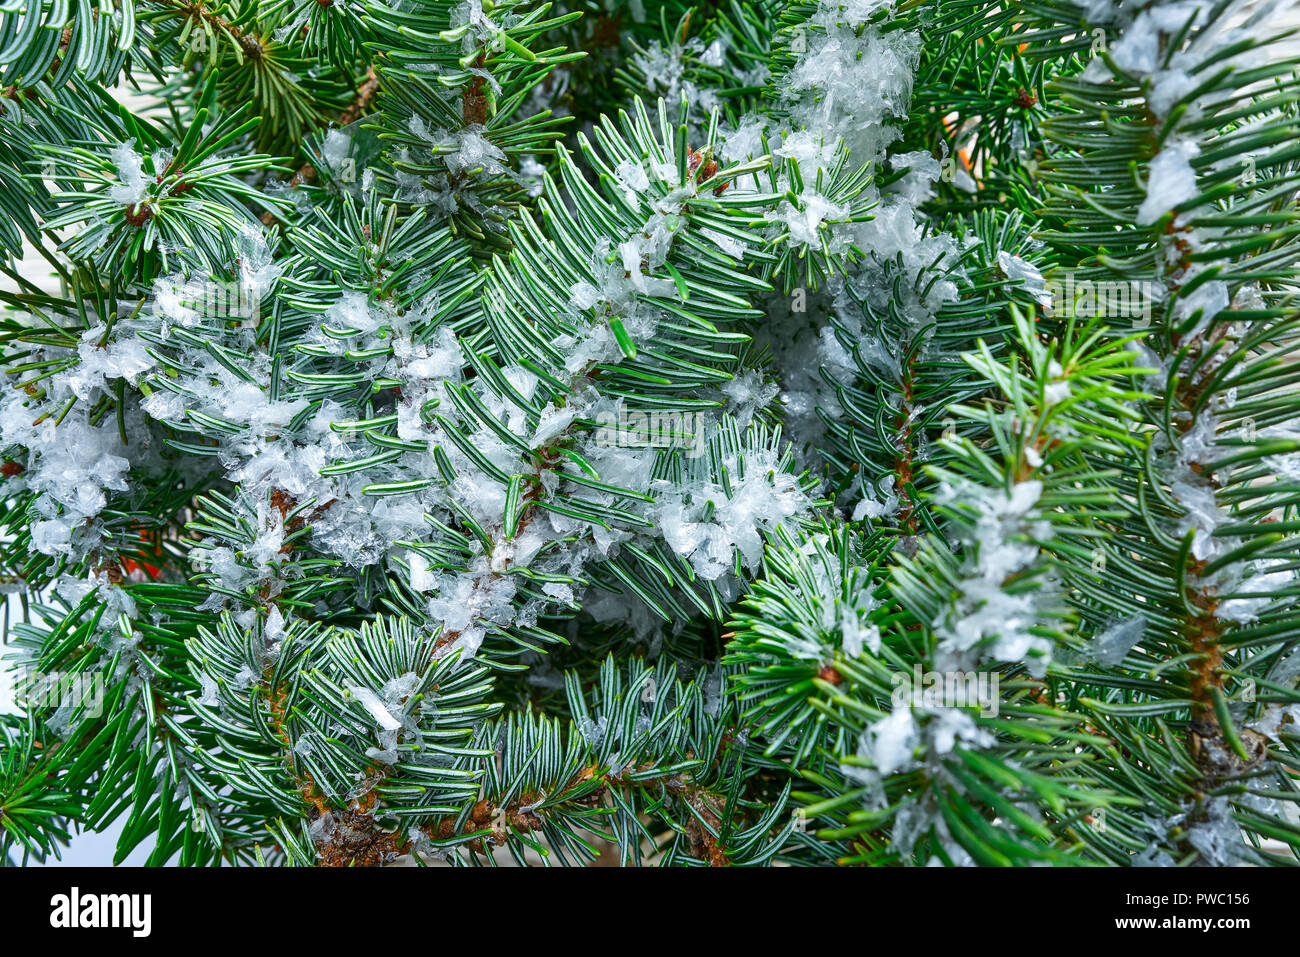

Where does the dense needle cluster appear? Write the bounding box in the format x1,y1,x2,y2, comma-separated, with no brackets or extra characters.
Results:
1,0,1299,867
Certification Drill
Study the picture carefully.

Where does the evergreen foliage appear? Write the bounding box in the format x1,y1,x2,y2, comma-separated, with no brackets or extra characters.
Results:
1,0,1299,867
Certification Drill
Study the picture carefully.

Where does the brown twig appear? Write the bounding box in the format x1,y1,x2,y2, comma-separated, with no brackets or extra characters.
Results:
418,758,734,866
